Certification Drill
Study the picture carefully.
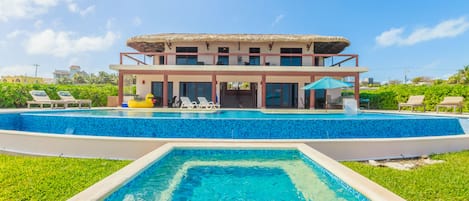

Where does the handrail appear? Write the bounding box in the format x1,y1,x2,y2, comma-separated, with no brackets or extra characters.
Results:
119,52,359,67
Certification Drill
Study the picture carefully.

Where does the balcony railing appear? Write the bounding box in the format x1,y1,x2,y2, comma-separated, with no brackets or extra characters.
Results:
119,52,359,67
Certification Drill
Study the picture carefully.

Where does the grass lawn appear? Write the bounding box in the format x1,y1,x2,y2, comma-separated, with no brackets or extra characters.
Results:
1,151,469,201
343,150,469,201
0,154,130,201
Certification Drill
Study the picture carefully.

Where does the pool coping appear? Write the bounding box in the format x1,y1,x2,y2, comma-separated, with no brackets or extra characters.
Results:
68,142,405,201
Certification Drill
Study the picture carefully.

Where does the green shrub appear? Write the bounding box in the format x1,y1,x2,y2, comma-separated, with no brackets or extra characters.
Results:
0,83,118,108
360,84,469,112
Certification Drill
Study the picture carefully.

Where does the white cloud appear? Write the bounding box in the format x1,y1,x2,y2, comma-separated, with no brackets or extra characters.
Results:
376,17,469,47
6,30,27,38
25,29,119,57
132,16,142,26
271,14,284,27
0,0,59,22
67,1,95,16
34,19,43,28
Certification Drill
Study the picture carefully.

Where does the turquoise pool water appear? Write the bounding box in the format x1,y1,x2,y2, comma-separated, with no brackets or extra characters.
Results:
26,109,440,119
0,110,464,139
104,149,368,201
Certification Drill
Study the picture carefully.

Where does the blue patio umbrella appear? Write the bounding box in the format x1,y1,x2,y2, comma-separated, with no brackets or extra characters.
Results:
302,76,352,90
302,76,352,109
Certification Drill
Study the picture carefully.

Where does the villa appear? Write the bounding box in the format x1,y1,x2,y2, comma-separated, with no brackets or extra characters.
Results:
111,33,368,108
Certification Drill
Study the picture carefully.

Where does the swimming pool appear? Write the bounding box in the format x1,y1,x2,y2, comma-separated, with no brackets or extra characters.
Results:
70,143,403,201
0,109,464,139
105,149,368,201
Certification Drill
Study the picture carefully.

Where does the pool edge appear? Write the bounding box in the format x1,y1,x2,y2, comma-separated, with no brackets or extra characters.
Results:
68,142,404,201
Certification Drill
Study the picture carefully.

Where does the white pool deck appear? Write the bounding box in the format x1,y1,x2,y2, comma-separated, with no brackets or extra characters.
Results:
69,142,405,201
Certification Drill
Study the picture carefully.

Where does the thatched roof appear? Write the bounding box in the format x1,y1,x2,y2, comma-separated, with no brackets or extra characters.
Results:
127,33,350,54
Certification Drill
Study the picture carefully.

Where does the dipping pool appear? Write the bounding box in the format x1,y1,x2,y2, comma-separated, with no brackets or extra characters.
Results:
0,109,464,139
104,149,368,201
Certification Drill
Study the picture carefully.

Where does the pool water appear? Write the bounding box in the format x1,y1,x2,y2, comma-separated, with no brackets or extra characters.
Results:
25,109,442,119
0,110,464,139
105,149,368,201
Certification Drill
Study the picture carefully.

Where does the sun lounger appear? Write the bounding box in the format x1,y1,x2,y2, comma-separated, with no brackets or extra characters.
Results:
197,97,220,109
398,95,425,112
436,96,464,113
57,91,92,108
180,97,198,109
27,90,69,109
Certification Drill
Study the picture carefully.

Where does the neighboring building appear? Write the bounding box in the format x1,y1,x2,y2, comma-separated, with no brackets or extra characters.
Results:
53,65,82,81
1,75,44,84
111,33,368,108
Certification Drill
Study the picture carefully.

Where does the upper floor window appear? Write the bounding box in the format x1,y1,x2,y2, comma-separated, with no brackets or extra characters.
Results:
280,48,302,66
248,48,260,65
176,47,198,65
217,47,229,65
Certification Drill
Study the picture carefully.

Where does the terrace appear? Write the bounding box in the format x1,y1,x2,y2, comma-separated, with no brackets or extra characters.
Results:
118,51,360,67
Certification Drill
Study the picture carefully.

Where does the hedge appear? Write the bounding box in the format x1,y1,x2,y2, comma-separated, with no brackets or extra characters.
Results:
1,83,468,112
0,83,118,108
360,84,469,112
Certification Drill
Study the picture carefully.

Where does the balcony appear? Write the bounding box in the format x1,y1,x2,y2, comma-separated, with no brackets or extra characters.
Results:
119,52,359,67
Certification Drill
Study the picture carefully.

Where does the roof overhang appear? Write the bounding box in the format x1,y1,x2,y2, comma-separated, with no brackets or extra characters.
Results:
126,33,350,54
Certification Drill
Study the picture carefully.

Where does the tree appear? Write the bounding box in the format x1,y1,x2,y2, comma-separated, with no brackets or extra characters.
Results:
73,72,87,84
411,76,432,85
447,65,469,84
57,77,73,84
387,80,402,85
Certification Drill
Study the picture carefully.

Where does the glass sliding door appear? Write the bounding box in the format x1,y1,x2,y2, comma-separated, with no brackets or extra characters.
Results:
266,83,298,108
179,82,212,102
249,48,260,65
280,48,302,66
176,47,198,65
151,82,173,107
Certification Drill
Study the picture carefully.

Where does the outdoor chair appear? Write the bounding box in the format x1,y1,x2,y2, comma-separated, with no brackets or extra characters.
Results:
436,96,464,113
197,97,220,109
398,95,425,112
57,91,92,108
27,90,70,109
180,97,198,109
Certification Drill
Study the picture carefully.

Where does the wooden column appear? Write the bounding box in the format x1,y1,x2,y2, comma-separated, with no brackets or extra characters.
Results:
211,74,217,102
163,74,168,107
309,75,315,109
118,72,124,106
354,73,360,107
261,74,266,108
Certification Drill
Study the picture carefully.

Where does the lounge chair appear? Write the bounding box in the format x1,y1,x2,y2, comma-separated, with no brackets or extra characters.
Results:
436,96,464,113
180,97,198,109
27,90,69,109
197,97,220,109
398,95,425,112
57,91,92,108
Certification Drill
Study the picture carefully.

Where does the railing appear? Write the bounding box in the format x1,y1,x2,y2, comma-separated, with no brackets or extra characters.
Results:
119,52,359,67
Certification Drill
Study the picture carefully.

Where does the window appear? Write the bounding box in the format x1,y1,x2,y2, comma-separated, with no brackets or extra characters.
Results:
176,47,198,65
280,48,302,66
159,56,165,65
179,82,212,101
217,47,229,65
249,48,260,65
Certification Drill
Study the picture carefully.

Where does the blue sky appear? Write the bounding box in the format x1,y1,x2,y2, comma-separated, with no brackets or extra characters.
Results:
1,0,469,83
